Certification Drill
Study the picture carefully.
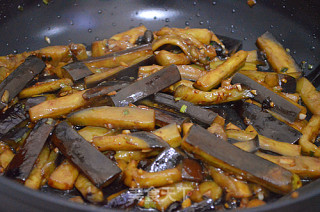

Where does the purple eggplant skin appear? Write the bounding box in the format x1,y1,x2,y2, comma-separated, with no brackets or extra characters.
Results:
0,56,45,110
52,121,121,188
104,188,145,209
183,124,295,194
111,64,181,107
5,118,56,181
231,72,300,122
179,198,215,212
153,107,190,127
278,74,296,93
130,131,169,149
239,102,301,144
144,147,183,172
0,103,28,138
153,93,218,126
62,62,92,81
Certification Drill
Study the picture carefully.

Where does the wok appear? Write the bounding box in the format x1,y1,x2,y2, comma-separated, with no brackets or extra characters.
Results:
0,0,319,211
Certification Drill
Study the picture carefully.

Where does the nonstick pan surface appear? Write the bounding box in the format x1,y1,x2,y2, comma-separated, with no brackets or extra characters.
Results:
0,0,320,211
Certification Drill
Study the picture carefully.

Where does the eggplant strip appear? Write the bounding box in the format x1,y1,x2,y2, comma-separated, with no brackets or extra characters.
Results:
154,93,217,126
296,77,320,115
256,32,302,77
232,72,303,122
209,167,252,198
29,90,87,122
75,174,104,203
19,78,73,99
0,56,45,110
84,55,155,88
84,44,152,69
194,50,248,91
61,62,93,81
5,118,56,181
138,65,205,81
190,181,222,202
53,121,121,187
110,25,147,44
153,123,182,148
40,148,60,186
92,132,167,151
174,84,254,105
0,143,14,173
124,160,182,188
111,64,181,107
181,124,301,194
256,152,320,179
0,103,27,137
68,106,155,131
239,101,302,144
24,145,51,189
78,126,119,142
226,129,301,156
155,50,191,66
114,150,159,163
299,115,320,157
48,160,79,190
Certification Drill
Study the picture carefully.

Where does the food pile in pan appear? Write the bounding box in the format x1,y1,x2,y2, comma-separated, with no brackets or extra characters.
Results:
0,25,319,211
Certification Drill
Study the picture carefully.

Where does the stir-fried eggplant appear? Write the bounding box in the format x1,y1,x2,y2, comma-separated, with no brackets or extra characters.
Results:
182,124,301,194
239,102,302,144
5,118,56,181
145,147,184,172
1,26,319,211
232,72,302,122
154,93,218,126
61,62,92,82
52,121,121,187
0,56,45,110
111,64,181,107
0,103,28,137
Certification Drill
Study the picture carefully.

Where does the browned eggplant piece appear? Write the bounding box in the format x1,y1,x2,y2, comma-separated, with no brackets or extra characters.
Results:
61,62,92,81
144,148,183,172
179,198,215,212
5,118,56,181
153,93,217,126
182,124,300,194
84,55,155,88
181,158,203,182
0,56,45,110
239,102,301,144
52,121,121,187
232,72,301,122
0,103,28,137
111,65,181,107
228,137,259,153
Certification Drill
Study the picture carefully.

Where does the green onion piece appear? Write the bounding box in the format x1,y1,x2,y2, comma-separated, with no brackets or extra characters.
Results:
308,64,314,70
123,109,129,115
280,67,288,73
180,104,187,113
144,196,156,209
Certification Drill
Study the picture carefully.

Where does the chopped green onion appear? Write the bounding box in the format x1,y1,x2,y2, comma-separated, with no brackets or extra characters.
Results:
123,109,129,115
174,97,181,101
43,0,49,5
280,67,288,73
308,64,314,70
180,104,187,113
144,196,156,209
